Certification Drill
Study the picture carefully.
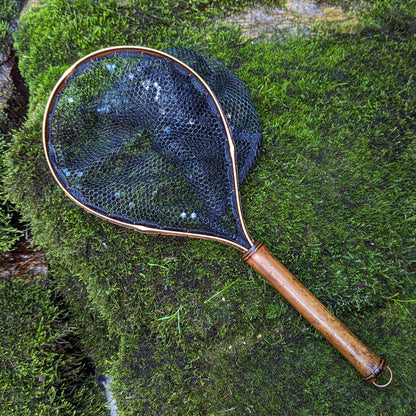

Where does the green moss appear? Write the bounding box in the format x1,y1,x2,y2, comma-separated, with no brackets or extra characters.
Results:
0,0,22,252
0,278,107,415
0,0,17,45
3,0,416,414
107,300,416,415
0,137,22,252
360,0,416,40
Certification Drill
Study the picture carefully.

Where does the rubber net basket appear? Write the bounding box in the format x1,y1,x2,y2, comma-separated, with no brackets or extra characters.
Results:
46,48,262,248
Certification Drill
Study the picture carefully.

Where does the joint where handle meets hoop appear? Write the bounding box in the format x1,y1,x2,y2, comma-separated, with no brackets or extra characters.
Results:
243,241,264,261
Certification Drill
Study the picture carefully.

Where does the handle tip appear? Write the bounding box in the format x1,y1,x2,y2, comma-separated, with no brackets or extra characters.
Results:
371,366,393,388
364,357,392,387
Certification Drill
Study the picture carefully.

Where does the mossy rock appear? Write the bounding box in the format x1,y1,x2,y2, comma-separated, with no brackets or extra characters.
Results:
3,0,416,414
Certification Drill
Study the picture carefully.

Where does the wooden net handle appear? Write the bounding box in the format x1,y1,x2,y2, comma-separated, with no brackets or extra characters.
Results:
243,242,390,384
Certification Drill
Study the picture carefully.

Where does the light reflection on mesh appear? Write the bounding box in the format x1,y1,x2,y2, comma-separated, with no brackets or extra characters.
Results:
46,48,262,248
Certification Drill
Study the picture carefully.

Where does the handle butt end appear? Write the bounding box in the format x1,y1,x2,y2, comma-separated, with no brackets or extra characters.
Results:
367,361,393,388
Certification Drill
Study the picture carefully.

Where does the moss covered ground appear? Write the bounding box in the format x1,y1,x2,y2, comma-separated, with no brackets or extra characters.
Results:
1,0,416,414
0,0,24,252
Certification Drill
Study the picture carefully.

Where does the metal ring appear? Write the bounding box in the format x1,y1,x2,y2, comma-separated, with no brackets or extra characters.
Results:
372,366,393,388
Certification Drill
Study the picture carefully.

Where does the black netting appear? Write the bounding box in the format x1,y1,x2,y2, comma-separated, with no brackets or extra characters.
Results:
46,48,262,249
164,47,262,183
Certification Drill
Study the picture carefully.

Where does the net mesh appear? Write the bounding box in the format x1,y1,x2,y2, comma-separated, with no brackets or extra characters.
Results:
46,48,262,248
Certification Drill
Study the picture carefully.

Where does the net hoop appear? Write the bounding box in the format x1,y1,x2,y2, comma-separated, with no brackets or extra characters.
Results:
43,46,254,251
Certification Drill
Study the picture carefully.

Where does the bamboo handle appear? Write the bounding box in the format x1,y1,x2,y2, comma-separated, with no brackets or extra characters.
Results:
243,242,390,385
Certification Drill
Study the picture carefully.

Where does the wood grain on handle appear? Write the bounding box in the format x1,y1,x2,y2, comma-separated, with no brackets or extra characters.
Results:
243,242,387,382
